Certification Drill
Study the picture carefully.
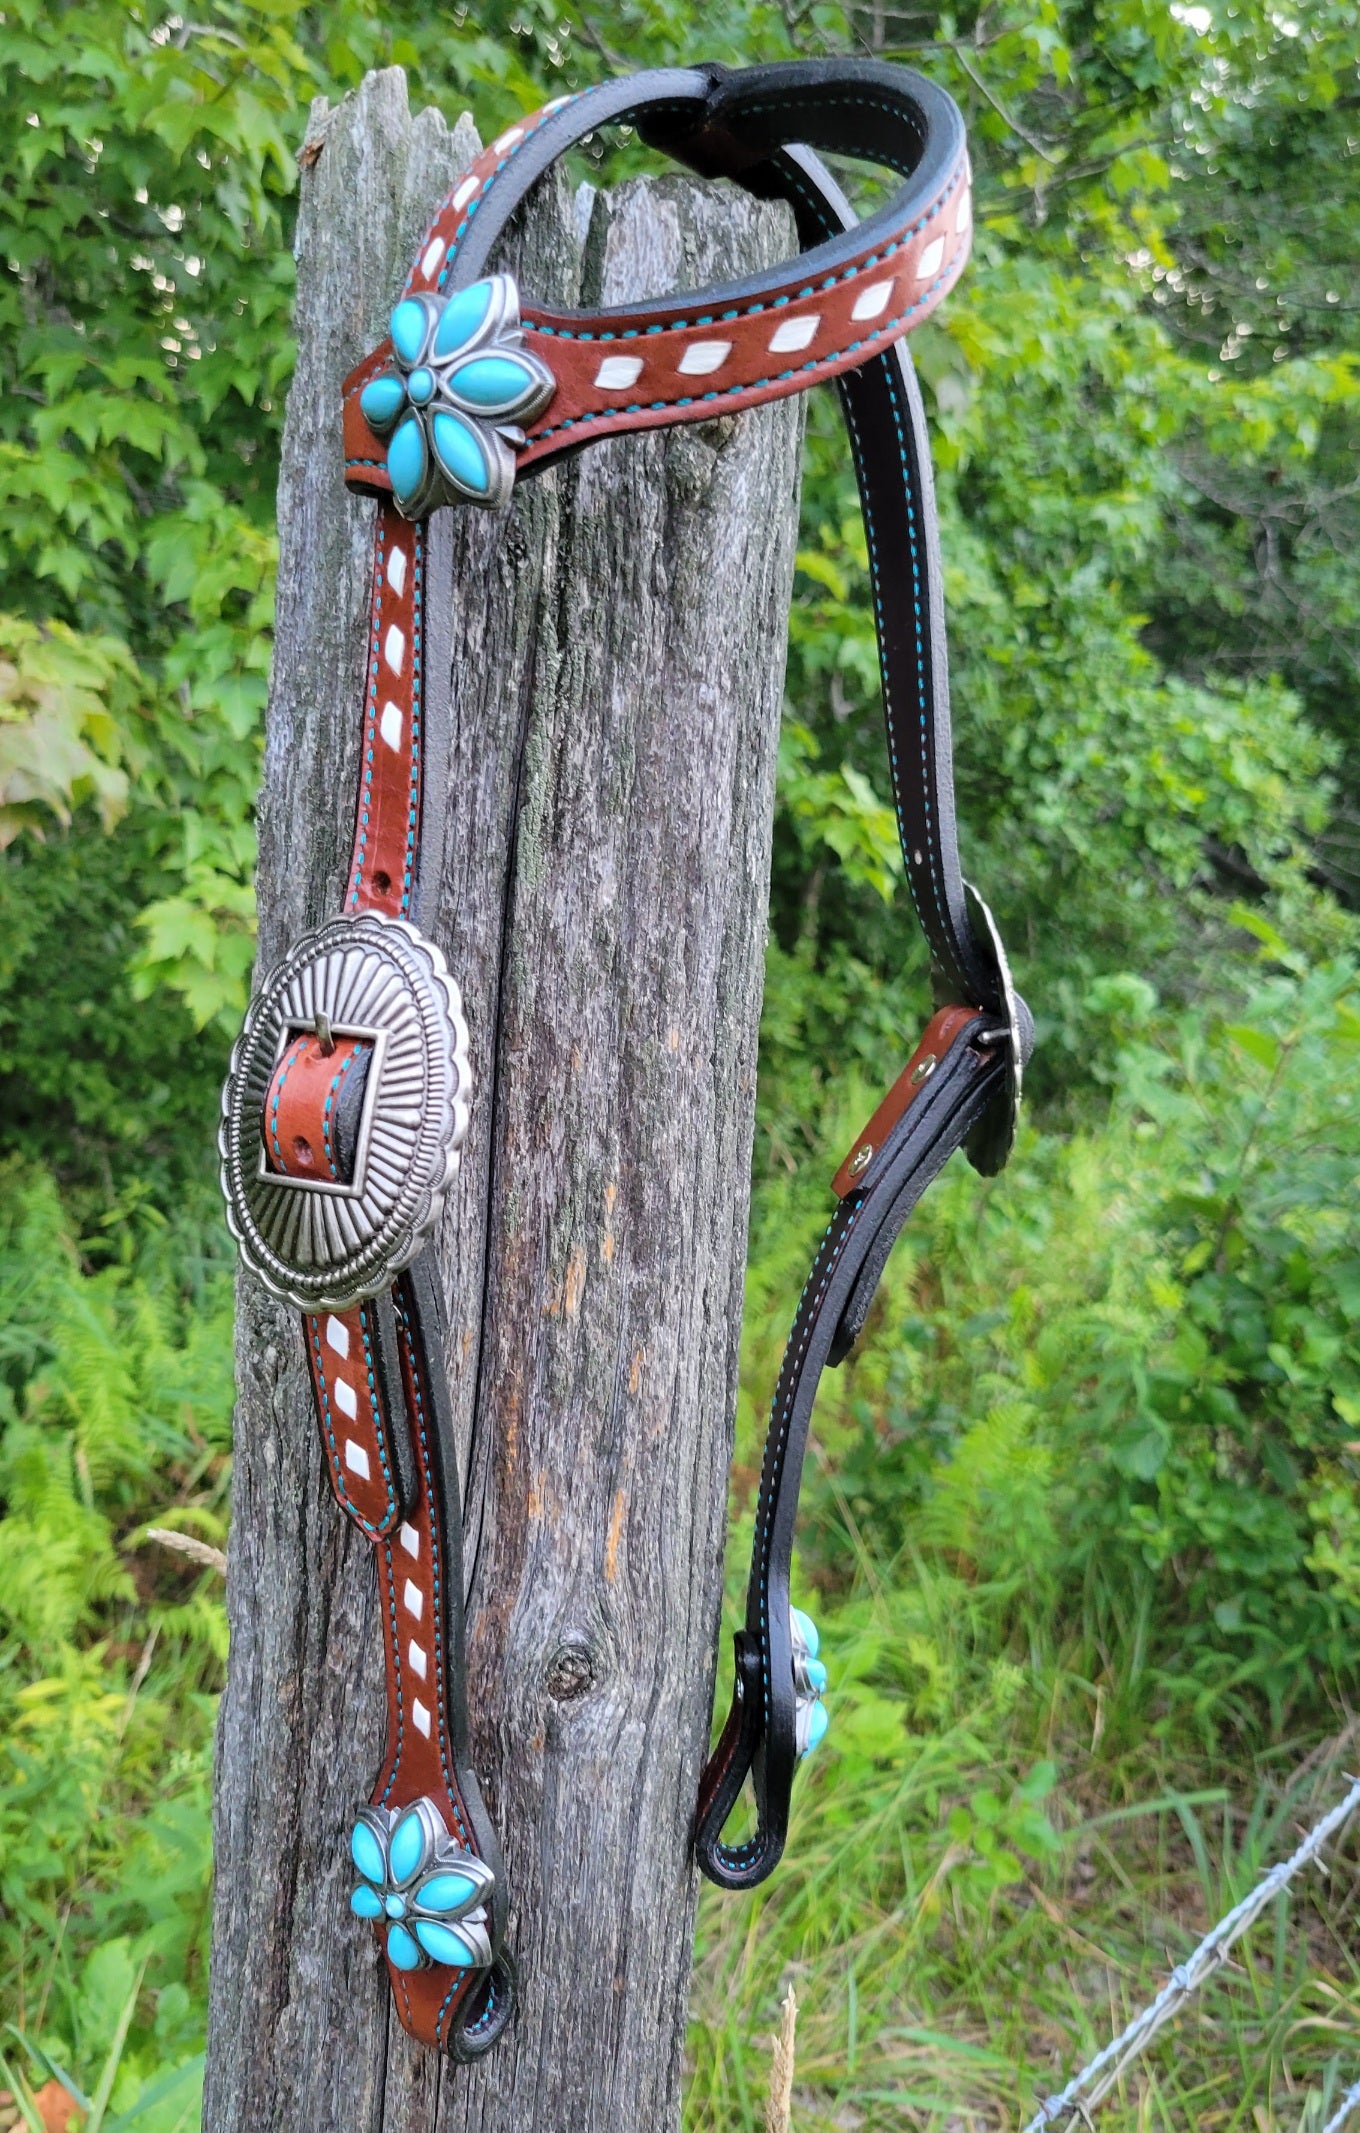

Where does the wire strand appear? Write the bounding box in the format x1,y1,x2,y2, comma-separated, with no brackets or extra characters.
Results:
1023,1775,1360,2132
1322,2078,1360,2133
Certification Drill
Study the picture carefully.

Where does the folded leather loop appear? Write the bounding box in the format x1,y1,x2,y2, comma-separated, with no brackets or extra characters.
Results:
693,1013,1009,1887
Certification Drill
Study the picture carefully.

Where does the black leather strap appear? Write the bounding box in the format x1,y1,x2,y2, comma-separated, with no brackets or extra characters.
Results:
644,129,1034,1888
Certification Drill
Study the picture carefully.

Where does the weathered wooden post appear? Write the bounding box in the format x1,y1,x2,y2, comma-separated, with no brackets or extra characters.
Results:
204,68,803,2133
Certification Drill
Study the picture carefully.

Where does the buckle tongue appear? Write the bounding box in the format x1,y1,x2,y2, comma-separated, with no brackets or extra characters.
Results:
220,912,471,1310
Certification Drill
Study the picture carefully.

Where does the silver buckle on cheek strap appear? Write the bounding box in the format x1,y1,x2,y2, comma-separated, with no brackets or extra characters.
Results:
960,881,1032,1177
219,911,471,1312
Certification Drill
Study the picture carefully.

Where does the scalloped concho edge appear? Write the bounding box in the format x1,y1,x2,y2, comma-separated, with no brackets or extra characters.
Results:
219,912,471,1311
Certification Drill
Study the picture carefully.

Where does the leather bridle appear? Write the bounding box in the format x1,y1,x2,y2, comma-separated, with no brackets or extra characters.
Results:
220,55,1030,2060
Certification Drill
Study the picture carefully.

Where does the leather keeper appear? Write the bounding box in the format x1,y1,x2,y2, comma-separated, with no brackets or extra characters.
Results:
264,1030,374,1184
832,1004,981,1198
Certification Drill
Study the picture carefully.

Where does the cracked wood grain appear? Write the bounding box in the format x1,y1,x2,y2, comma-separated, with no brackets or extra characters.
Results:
204,66,802,2133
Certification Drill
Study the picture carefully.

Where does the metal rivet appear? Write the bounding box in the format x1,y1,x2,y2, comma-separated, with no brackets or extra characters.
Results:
847,1143,873,1179
910,1054,937,1086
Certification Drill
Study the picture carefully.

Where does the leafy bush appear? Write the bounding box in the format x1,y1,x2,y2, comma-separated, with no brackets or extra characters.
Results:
0,1167,231,2122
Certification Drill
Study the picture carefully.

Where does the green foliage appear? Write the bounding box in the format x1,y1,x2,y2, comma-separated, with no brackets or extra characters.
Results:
0,0,1357,2124
0,1167,229,2120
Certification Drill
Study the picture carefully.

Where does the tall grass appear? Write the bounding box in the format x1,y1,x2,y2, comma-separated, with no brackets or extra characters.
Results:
4,959,1360,2127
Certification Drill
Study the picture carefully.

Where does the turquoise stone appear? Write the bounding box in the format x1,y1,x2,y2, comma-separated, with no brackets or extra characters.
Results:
389,1805,428,1885
805,1656,828,1694
415,1919,475,1967
406,366,435,406
417,1870,478,1914
803,1700,830,1755
360,374,407,433
390,299,429,367
387,417,427,507
433,279,492,358
386,1922,422,1972
431,411,489,497
447,354,537,414
350,1820,387,1885
350,1883,384,1920
385,1893,407,1919
791,1606,820,1658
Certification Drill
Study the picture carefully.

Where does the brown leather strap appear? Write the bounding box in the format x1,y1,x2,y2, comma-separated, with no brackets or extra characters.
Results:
346,507,426,918
341,148,969,490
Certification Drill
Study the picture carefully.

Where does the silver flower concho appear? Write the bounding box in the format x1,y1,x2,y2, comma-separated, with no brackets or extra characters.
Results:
359,275,555,516
349,1797,495,1973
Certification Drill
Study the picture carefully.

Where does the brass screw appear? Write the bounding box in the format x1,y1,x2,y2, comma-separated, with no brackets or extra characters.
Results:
909,1053,937,1086
847,1142,873,1180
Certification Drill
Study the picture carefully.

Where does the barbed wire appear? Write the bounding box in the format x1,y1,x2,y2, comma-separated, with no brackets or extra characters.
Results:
1323,2078,1360,2133
1023,1774,1360,2132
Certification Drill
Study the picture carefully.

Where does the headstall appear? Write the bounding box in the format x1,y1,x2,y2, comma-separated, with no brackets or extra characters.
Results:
221,56,1031,2059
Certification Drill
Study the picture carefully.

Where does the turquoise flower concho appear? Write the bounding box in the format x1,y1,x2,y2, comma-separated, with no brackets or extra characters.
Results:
349,1796,495,1974
359,275,556,517
791,1606,829,1759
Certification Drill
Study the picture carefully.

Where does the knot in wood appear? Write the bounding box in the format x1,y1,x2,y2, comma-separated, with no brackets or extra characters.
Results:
543,1639,598,1702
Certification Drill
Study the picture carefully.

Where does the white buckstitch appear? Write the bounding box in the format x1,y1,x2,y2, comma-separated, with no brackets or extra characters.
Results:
768,314,819,353
851,279,894,321
676,339,731,376
595,354,644,390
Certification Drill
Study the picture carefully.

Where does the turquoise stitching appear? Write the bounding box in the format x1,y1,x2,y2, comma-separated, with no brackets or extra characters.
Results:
348,521,386,909
523,163,962,345
308,1308,398,1537
529,240,967,446
267,1035,308,1166
391,1288,470,1847
716,1201,861,1869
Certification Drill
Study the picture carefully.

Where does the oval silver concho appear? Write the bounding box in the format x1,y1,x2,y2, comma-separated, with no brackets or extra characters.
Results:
219,912,471,1311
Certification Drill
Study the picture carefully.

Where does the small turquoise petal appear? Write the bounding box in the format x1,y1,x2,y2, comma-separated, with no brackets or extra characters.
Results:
385,1893,407,1919
350,1883,384,1920
389,1805,429,1885
386,1922,422,1971
805,1656,828,1693
431,410,489,497
803,1700,830,1755
433,279,492,358
359,374,407,433
447,354,538,414
387,417,427,506
390,299,429,366
791,1607,819,1658
417,1870,478,1915
406,366,435,406
415,1919,475,1968
350,1820,387,1885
